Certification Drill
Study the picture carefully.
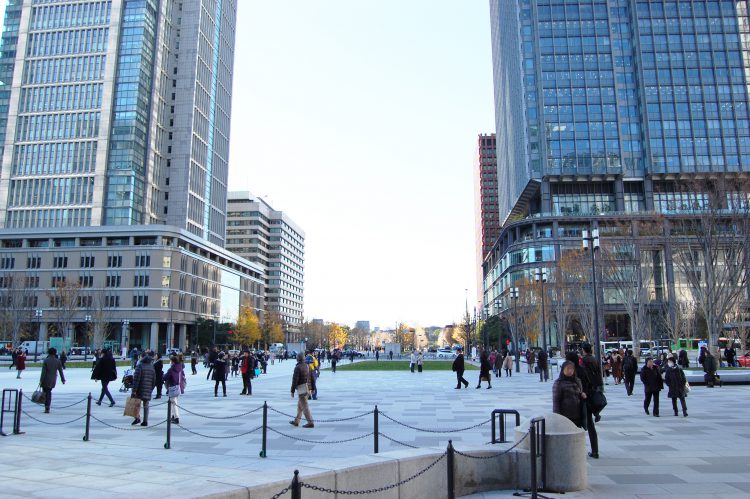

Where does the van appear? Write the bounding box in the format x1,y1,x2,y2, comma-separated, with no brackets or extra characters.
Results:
269,343,284,353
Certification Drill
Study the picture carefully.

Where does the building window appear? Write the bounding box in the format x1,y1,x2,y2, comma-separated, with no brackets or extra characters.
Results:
22,295,38,308
53,256,68,268
135,255,151,267
51,275,66,286
1,257,16,269
105,295,120,308
133,295,149,307
107,255,123,267
25,275,39,288
161,296,169,308
27,256,41,269
78,295,93,308
106,274,121,287
0,276,12,288
134,274,150,287
79,275,94,287
80,256,95,268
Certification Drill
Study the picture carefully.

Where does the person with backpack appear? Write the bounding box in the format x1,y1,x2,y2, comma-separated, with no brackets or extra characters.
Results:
664,356,688,417
622,349,638,396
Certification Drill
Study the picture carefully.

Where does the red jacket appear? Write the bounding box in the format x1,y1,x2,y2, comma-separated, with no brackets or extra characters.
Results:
16,353,26,370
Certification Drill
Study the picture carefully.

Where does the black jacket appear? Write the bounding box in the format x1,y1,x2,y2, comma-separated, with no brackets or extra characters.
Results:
92,353,117,383
639,365,664,393
537,350,549,368
623,354,638,376
664,365,686,398
479,356,491,378
153,358,164,384
581,354,603,391
552,375,583,427
211,358,227,380
132,357,155,401
452,354,465,374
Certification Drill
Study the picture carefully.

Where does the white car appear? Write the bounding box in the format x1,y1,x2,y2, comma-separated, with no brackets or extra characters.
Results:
436,348,457,359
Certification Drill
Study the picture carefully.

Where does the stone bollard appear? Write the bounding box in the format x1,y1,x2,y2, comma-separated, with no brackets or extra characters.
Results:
514,412,587,492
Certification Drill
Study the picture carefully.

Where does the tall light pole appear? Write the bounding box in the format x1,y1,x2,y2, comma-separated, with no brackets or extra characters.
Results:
84,314,91,362
582,228,604,386
510,287,520,373
535,268,548,353
121,319,130,359
34,308,43,362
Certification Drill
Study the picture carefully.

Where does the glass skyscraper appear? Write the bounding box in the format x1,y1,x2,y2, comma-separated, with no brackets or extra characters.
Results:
485,0,750,343
0,0,237,247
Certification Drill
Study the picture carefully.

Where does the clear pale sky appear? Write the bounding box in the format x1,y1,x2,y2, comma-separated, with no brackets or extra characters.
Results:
1,1,496,329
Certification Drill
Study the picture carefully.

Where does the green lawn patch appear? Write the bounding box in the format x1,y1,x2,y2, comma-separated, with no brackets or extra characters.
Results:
329,360,478,371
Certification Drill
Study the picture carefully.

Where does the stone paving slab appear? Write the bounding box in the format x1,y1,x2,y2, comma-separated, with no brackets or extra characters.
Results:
1,358,749,498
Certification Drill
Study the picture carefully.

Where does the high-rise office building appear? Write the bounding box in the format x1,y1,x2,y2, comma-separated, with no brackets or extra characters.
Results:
0,1,265,355
486,0,750,346
474,133,499,308
0,0,236,246
355,320,371,332
226,192,305,338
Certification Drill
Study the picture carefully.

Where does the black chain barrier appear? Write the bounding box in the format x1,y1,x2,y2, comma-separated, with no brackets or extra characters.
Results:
22,392,89,409
300,452,447,495
379,412,492,433
90,415,167,431
174,403,264,419
175,423,263,439
21,410,86,426
378,432,418,448
268,426,374,445
268,485,290,499
453,431,529,460
268,406,374,423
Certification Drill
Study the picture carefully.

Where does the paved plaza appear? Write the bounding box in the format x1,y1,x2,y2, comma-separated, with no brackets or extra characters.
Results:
0,358,749,498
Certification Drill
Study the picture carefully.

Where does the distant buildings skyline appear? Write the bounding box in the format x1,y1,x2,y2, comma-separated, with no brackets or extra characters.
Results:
474,133,499,309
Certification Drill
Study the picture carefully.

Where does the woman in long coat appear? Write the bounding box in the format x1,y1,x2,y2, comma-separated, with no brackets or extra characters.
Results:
611,351,623,385
664,358,688,417
502,350,514,377
639,357,664,417
15,349,26,378
552,361,586,427
476,351,492,389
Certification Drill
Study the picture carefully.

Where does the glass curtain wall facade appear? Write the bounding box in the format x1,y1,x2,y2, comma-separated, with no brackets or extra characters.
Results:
0,0,237,247
486,0,750,344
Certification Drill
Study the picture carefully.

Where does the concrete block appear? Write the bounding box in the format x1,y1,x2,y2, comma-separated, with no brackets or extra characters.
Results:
397,451,448,499
332,456,400,499
453,449,516,497
514,412,587,492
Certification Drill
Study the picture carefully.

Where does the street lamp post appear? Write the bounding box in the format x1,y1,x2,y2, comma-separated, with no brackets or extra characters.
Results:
582,228,604,386
84,314,91,362
121,319,130,360
535,268,548,354
510,287,520,373
34,308,43,362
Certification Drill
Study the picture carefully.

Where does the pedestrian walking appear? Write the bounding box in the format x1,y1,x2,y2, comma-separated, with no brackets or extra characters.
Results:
640,357,663,417
409,351,416,373
153,354,164,399
502,350,513,377
165,354,186,424
206,347,218,380
702,349,720,387
537,349,549,382
39,347,66,413
452,348,469,389
131,352,155,426
289,353,315,428
9,348,17,370
239,350,253,395
489,351,497,376
476,351,492,389
678,349,689,369
552,361,586,428
578,344,602,458
130,347,139,369
212,352,227,397
417,350,424,373
611,350,623,385
664,357,688,417
724,345,737,367
92,348,117,406
59,350,67,369
494,350,503,378
231,355,240,377
527,349,536,374
622,349,638,396
375,350,379,362
191,352,198,375
15,349,26,379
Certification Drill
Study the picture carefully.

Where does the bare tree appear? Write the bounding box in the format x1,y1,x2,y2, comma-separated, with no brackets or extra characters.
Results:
89,290,115,350
670,179,750,355
46,280,81,344
658,299,698,350
549,251,583,352
0,274,37,346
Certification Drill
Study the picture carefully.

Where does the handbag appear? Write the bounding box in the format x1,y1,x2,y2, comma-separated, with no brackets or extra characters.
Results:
31,386,46,405
296,383,308,396
589,389,608,414
684,381,691,394
254,368,261,376
123,396,142,418
167,385,181,398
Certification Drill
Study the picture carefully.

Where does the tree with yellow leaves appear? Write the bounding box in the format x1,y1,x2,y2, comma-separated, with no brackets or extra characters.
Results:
328,322,348,349
234,306,261,347
262,310,285,348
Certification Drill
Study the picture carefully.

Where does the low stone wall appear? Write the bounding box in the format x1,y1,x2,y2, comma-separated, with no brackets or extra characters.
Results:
208,413,586,498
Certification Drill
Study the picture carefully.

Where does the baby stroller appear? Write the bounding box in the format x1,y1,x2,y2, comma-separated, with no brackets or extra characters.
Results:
119,368,134,392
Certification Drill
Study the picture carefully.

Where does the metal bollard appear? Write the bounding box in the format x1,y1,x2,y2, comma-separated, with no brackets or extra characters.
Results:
260,401,268,458
15,389,23,434
83,393,92,441
291,469,301,499
164,398,172,449
373,405,379,454
447,440,455,499
1,389,18,437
